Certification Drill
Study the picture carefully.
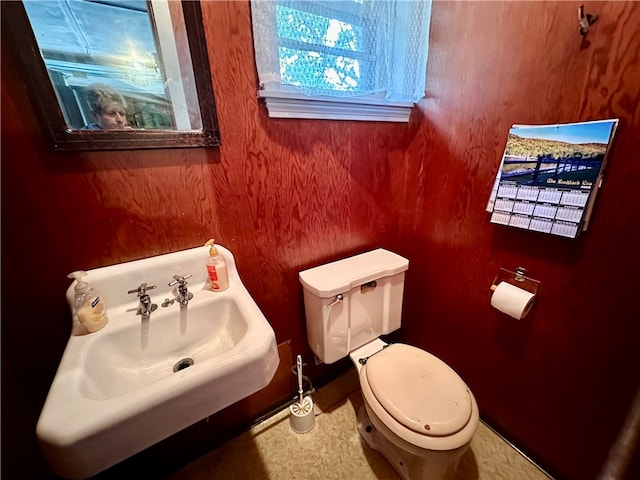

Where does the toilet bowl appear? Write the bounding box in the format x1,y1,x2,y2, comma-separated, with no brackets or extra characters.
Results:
299,249,479,480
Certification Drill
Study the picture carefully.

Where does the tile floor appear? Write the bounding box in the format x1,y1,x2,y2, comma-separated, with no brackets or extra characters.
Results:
169,369,552,480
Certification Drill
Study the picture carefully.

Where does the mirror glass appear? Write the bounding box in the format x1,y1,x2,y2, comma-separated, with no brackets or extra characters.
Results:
4,0,220,150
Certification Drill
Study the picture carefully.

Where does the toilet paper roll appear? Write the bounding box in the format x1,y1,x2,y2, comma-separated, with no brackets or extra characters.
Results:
491,281,535,319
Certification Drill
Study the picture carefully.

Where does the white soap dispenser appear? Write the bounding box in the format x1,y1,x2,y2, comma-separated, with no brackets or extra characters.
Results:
204,239,229,291
68,271,109,333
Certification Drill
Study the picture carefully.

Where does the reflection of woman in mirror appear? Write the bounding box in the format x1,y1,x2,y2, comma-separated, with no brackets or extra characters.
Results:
82,84,131,130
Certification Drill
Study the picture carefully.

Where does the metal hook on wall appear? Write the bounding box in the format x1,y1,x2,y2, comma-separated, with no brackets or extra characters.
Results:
578,4,598,36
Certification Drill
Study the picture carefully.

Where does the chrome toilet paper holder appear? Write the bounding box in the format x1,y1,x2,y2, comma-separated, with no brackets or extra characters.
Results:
491,267,540,295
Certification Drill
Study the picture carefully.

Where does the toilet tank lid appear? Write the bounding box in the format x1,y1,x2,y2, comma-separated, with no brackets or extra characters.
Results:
299,248,409,297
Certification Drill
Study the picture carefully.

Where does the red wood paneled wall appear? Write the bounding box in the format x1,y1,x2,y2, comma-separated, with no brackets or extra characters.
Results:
1,1,639,479
393,2,640,479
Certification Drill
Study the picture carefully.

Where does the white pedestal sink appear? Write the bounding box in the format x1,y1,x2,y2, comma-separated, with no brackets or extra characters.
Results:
36,245,279,479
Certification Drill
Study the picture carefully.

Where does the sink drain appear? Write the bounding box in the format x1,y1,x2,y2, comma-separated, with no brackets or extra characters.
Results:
173,357,194,372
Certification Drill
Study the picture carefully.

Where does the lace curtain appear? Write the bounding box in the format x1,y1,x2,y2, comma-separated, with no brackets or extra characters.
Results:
251,0,432,103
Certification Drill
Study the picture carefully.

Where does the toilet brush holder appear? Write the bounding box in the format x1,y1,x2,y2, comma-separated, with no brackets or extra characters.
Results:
289,396,315,433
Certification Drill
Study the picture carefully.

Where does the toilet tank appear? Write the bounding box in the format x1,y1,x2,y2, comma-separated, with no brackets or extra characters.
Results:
299,249,409,364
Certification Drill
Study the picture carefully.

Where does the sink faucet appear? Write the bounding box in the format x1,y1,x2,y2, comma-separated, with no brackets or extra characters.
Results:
169,274,193,306
127,283,157,318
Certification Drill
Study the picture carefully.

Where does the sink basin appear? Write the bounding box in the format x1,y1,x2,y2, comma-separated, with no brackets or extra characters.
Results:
36,245,279,479
80,298,249,401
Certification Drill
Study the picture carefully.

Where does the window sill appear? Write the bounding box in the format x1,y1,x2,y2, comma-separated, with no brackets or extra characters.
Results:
257,90,413,123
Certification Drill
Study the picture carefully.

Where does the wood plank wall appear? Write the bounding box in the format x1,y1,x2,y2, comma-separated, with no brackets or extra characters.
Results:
1,1,639,479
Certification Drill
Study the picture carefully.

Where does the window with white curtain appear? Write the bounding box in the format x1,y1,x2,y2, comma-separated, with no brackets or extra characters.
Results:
251,0,432,122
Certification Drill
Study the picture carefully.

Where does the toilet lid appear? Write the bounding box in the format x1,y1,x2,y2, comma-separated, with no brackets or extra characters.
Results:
364,344,473,437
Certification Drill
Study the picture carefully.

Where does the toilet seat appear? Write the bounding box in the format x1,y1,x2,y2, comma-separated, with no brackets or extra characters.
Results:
360,343,478,451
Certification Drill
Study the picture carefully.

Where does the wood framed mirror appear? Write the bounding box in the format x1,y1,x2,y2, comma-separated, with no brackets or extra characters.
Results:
1,0,220,151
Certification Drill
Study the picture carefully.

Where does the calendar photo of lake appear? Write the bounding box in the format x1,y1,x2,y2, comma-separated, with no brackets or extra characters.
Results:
500,120,618,189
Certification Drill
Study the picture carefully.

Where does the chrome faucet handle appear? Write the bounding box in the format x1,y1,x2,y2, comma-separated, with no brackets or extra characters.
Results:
137,293,158,317
128,283,157,317
127,283,157,297
168,274,192,287
169,274,193,306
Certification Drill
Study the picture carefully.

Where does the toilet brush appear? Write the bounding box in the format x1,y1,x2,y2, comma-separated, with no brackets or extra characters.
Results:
289,355,315,433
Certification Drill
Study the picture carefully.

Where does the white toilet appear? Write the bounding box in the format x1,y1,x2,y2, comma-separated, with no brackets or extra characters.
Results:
299,248,479,480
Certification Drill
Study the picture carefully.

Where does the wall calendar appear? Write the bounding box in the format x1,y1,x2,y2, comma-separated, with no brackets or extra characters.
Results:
486,119,619,238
